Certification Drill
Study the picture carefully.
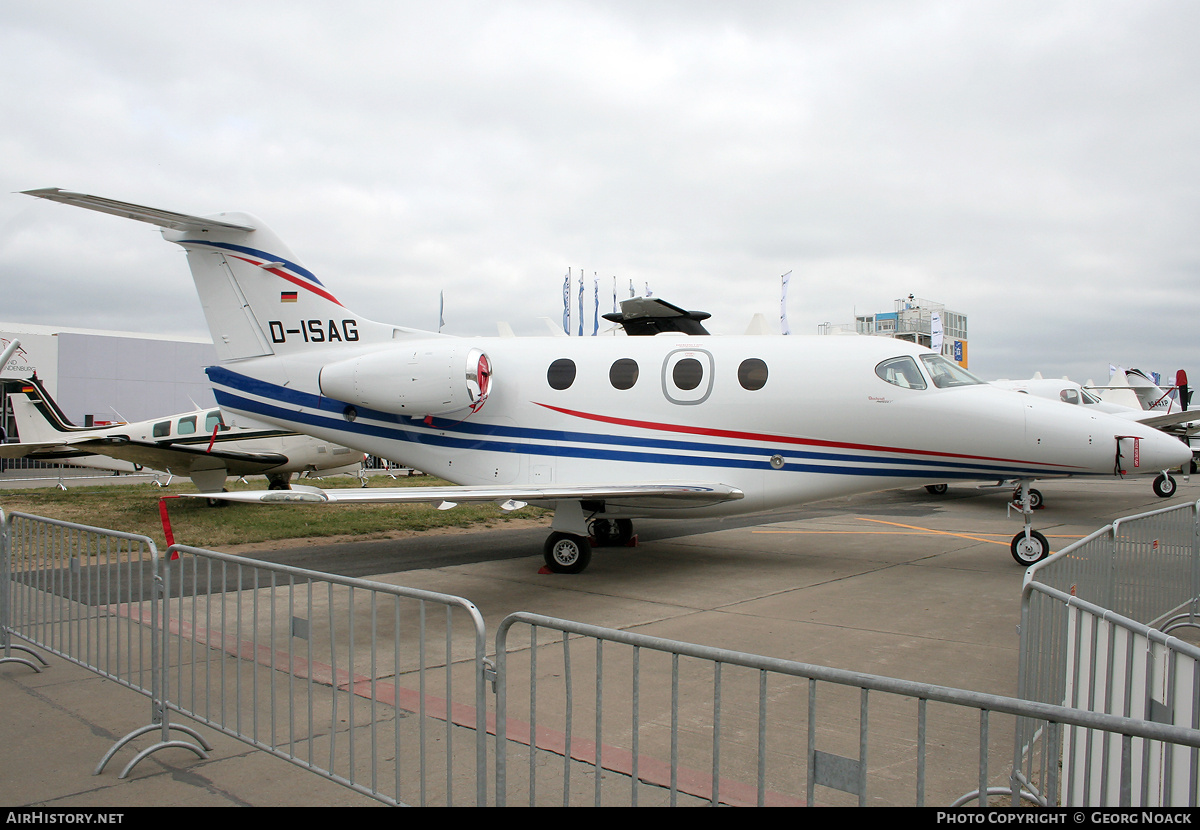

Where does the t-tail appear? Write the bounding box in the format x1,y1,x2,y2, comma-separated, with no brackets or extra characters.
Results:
22,189,414,363
1,376,87,442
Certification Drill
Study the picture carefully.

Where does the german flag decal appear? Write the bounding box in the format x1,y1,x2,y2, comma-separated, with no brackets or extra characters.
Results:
281,291,298,303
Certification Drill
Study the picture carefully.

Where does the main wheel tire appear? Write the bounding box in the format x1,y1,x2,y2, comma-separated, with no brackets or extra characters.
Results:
924,484,948,495
1153,474,1177,498
1011,530,1050,566
589,518,634,547
543,532,593,574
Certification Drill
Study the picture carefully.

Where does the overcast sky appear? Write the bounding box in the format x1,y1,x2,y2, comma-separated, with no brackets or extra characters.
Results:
1,1,1197,385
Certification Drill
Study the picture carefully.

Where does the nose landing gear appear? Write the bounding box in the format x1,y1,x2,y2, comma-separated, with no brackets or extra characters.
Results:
1010,480,1051,566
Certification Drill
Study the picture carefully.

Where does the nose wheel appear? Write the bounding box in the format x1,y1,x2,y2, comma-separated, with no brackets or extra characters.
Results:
1153,473,1177,498
1009,480,1051,565
1011,529,1050,566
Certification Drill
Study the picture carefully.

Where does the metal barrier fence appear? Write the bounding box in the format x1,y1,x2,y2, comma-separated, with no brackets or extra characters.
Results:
8,508,1200,807
0,510,490,806
492,612,1200,807
1022,499,1200,630
157,544,490,807
0,509,210,775
1014,584,1200,806
1015,499,1200,807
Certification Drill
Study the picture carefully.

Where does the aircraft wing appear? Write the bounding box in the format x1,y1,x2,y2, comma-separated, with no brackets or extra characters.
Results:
1131,410,1200,431
74,438,290,476
0,441,90,460
185,482,745,509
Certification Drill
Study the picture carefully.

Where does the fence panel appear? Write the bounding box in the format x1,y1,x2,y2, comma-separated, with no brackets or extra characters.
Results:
1,510,160,695
160,544,490,807
1025,499,1200,628
493,612,1200,807
1017,500,1200,807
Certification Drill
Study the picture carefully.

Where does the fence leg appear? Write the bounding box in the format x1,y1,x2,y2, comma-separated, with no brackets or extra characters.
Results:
0,643,49,673
94,718,213,778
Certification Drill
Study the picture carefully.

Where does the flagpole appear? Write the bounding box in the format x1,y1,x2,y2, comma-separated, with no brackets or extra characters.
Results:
563,269,571,335
780,270,793,335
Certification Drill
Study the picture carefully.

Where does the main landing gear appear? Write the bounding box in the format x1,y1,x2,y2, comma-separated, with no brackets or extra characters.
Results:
1010,479,1051,566
543,532,592,574
540,504,636,574
1011,486,1043,510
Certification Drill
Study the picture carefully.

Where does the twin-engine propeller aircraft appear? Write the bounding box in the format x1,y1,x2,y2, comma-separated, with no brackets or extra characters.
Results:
0,375,365,495
23,188,1193,569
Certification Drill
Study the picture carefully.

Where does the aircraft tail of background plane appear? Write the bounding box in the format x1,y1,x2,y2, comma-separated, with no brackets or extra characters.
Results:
23,189,418,363
2,377,91,442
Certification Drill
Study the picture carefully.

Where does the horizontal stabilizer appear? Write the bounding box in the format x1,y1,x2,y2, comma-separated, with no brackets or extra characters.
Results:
23,188,255,233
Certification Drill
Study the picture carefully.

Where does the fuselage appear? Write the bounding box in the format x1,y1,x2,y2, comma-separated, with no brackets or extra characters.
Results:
209,333,1192,519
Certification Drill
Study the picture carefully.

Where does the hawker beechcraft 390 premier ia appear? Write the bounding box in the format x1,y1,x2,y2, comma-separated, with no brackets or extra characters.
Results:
0,374,366,495
23,188,1193,570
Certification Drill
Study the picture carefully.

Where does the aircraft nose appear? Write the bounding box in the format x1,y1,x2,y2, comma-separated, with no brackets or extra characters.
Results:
1127,428,1192,473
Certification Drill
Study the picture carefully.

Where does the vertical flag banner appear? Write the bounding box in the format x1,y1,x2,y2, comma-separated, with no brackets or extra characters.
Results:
612,276,617,314
930,312,943,353
578,273,584,337
780,270,793,335
438,290,445,333
593,276,599,336
645,281,653,298
563,270,571,335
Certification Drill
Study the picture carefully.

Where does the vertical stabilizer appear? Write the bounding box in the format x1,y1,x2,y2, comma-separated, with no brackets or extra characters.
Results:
1,377,81,442
23,189,404,363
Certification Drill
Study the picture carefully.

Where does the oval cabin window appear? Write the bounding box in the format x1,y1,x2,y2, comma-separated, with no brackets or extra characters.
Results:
547,358,577,390
609,358,639,390
672,358,704,391
738,358,768,391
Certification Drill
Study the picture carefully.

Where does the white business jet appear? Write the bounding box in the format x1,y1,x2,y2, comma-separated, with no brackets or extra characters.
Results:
0,374,365,495
23,188,1192,569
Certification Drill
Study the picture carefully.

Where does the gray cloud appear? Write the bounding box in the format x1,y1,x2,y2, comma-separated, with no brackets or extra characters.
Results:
2,0,1197,386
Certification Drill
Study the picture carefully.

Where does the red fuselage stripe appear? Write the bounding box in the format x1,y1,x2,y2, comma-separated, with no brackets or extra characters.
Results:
533,401,1074,470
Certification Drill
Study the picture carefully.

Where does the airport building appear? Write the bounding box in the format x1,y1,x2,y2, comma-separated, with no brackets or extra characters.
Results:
819,296,969,368
0,323,216,441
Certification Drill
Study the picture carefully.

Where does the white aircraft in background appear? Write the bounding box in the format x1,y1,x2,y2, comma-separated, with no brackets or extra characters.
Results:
23,188,1193,569
0,374,365,496
1090,367,1190,414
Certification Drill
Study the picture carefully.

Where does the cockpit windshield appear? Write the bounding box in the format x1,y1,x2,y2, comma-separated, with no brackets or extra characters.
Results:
875,356,927,390
918,354,985,388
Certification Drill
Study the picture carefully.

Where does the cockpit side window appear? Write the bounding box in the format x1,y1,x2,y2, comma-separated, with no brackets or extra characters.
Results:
1059,389,1080,405
875,356,927,390
918,354,985,388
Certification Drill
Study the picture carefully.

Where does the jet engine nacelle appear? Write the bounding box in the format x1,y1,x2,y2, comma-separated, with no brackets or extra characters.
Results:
318,344,491,417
